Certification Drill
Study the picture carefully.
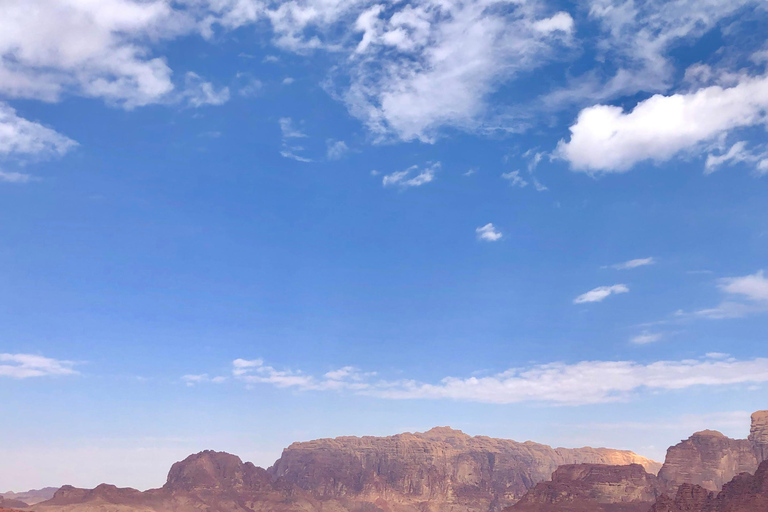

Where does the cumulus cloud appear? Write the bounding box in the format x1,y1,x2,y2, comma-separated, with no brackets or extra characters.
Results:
476,223,502,242
0,103,77,159
0,353,78,379
382,162,439,188
215,355,768,405
574,284,629,304
611,257,656,270
557,73,768,173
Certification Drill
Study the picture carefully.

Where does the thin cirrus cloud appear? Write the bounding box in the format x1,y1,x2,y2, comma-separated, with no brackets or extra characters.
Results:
557,72,768,173
476,223,502,242
0,353,78,379
573,284,629,304
611,257,656,270
696,270,768,319
382,162,439,188
631,332,663,345
190,355,768,405
278,117,312,162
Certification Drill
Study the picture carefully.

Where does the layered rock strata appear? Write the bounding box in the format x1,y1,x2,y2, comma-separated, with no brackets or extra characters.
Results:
510,463,661,512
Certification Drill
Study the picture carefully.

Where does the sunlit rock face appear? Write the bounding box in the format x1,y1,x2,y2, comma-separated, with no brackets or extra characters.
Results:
658,430,760,493
656,411,768,495
268,427,660,511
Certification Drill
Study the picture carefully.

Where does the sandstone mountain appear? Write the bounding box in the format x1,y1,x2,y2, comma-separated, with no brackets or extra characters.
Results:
268,426,661,509
649,459,768,512
657,412,768,493
30,427,658,512
0,498,30,509
509,463,662,512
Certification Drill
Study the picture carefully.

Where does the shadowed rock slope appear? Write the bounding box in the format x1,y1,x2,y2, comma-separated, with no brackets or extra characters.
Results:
649,459,768,512
508,463,662,512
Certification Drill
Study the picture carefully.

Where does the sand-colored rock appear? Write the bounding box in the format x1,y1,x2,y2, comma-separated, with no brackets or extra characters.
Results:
748,410,768,462
268,427,661,510
658,430,760,493
1,490,57,507
650,459,768,512
510,463,661,512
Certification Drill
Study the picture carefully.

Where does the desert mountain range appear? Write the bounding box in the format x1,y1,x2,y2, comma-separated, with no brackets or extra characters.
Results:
3,410,767,512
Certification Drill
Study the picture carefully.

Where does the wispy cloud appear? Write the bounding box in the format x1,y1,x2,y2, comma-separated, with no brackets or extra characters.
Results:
181,374,226,386
326,139,349,160
203,355,768,406
476,223,502,242
501,170,528,188
382,162,439,188
631,332,663,345
0,353,78,379
574,284,629,304
279,118,312,162
611,257,656,270
696,270,768,319
182,72,230,107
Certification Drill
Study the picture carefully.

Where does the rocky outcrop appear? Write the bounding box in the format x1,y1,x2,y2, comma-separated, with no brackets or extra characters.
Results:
649,460,768,512
749,411,768,462
658,411,768,494
658,431,759,493
268,426,660,510
510,463,661,512
35,451,314,512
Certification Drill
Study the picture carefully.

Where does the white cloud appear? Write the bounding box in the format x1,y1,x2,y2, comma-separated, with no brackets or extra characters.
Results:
182,72,230,107
0,353,78,379
501,170,528,188
221,355,768,405
611,257,656,270
0,103,77,159
476,223,502,242
631,332,662,345
705,141,768,174
557,73,768,173
232,359,370,391
326,139,349,160
181,374,226,386
543,0,759,109
0,170,35,183
382,162,438,188
574,284,629,304
282,77,295,85
696,270,768,319
339,2,576,141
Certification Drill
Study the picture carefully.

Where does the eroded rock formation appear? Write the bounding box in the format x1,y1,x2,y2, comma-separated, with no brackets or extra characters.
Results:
268,426,660,509
649,459,768,512
657,411,768,494
510,463,661,512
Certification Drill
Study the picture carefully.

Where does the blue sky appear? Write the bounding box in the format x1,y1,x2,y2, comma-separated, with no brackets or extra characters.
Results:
1,0,768,492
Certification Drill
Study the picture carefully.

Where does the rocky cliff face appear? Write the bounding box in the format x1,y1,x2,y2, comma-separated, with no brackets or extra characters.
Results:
649,459,768,512
748,411,768,462
657,411,768,494
0,497,29,509
510,463,661,512
658,430,759,493
268,426,661,510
